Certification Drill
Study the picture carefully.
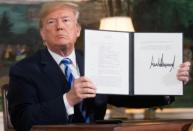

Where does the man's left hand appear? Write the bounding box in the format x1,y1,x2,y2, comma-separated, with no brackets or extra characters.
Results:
176,61,191,84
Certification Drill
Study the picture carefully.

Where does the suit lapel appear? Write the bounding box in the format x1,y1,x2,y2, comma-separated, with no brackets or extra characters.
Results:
40,49,69,92
75,50,84,76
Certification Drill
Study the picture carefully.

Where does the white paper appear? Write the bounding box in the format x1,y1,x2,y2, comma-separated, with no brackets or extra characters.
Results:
84,30,129,95
134,33,183,95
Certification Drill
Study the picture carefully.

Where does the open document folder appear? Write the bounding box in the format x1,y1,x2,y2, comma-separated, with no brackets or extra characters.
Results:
84,29,183,95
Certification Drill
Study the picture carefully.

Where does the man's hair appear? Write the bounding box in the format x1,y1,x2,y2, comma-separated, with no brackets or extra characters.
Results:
39,1,80,29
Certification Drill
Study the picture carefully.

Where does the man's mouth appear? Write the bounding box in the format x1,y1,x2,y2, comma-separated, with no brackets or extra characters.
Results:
56,35,66,38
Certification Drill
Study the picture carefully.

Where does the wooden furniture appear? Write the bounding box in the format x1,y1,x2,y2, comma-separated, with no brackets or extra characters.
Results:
1,84,15,131
31,120,192,131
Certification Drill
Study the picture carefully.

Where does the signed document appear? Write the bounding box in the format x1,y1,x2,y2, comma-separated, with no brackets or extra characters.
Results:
134,33,183,95
84,29,183,95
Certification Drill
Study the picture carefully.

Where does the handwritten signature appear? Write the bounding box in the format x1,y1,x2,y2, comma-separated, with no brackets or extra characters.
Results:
149,53,175,72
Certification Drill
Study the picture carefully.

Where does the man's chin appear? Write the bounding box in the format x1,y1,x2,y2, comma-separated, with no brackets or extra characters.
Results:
55,40,69,46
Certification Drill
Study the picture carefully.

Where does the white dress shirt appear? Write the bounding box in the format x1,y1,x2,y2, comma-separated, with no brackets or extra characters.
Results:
48,48,80,116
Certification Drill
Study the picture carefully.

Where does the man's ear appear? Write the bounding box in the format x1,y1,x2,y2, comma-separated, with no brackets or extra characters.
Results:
76,24,81,37
40,29,45,41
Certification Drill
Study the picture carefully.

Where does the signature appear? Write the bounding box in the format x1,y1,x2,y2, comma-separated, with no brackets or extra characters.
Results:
149,53,175,72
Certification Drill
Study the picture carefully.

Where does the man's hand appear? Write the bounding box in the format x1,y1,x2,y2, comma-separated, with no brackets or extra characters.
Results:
176,61,191,84
66,77,96,106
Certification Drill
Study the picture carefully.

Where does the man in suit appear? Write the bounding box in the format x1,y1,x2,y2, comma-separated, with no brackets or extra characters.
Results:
7,2,191,131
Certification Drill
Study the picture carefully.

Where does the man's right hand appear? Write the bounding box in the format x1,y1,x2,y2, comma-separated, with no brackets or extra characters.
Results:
66,76,96,106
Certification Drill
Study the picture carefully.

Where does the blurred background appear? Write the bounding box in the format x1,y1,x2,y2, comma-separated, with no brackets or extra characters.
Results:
0,0,193,126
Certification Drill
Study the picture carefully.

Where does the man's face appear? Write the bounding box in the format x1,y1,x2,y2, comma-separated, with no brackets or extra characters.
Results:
40,8,81,52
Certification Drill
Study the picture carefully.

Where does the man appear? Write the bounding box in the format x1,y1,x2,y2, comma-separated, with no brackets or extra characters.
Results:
7,2,191,131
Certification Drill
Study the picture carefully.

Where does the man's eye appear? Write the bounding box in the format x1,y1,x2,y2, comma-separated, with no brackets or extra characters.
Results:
63,19,70,23
47,20,55,24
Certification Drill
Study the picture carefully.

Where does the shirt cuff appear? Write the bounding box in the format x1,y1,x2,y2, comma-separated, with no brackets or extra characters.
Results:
63,93,74,115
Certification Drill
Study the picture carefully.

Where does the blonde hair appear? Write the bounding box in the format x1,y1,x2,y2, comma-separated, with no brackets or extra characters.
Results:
39,1,80,28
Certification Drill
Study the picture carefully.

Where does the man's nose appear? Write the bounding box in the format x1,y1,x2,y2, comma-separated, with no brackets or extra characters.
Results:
56,19,64,31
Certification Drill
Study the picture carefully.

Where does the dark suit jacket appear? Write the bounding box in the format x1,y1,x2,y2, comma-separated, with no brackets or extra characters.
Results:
7,48,174,131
